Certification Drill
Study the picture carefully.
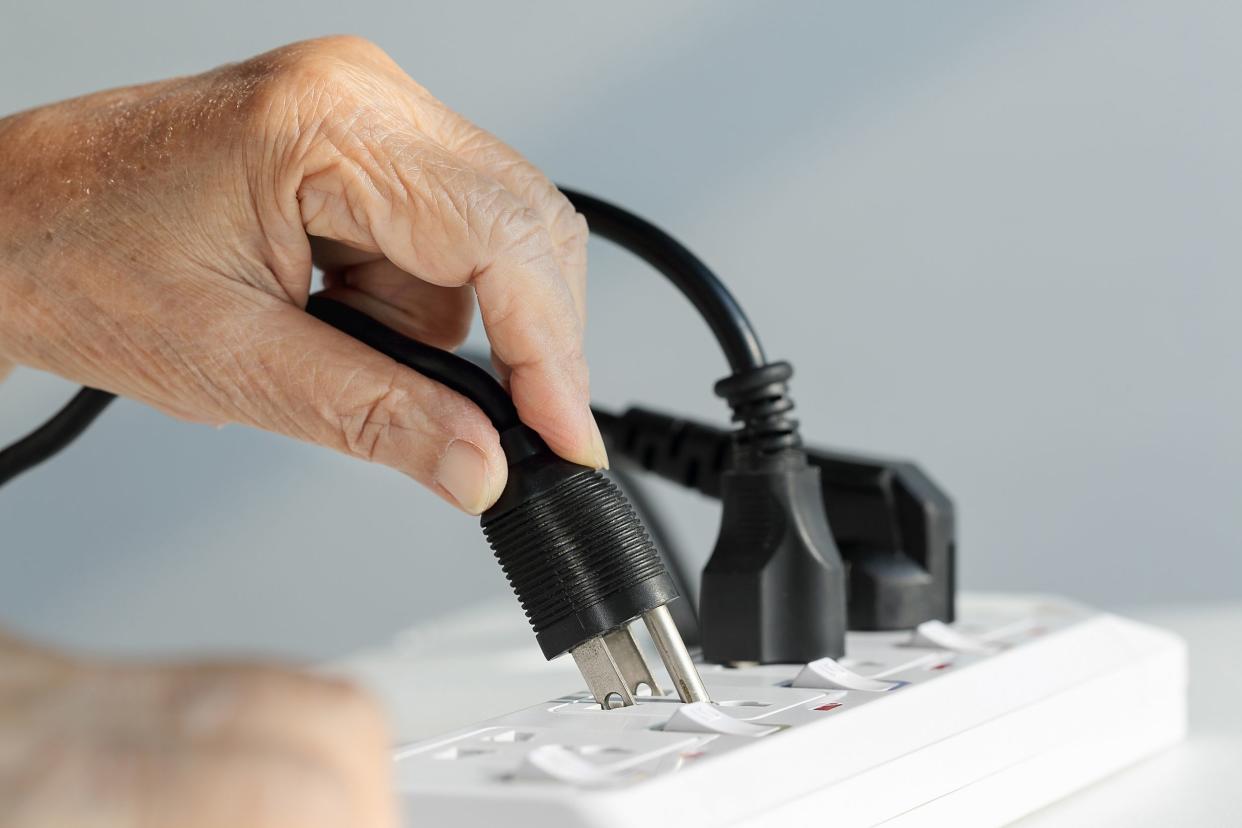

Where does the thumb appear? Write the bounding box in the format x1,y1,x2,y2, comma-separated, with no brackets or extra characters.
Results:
229,301,507,515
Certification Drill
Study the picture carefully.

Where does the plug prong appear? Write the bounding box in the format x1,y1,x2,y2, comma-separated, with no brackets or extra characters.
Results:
602,625,664,697
643,605,711,704
571,636,636,709
572,624,668,708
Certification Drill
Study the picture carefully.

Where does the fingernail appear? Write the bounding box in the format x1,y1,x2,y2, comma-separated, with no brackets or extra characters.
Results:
435,440,492,515
587,414,610,470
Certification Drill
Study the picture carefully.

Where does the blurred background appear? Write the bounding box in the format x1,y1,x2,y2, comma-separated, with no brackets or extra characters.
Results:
1,1,1237,660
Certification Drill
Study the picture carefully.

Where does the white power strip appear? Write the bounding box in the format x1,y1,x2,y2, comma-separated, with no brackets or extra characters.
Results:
336,595,1186,827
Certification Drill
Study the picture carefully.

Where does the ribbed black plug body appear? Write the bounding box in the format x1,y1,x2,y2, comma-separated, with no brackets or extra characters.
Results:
481,426,678,660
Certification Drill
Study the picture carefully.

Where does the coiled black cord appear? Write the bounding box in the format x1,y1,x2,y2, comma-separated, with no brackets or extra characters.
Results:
559,187,766,374
562,188,801,459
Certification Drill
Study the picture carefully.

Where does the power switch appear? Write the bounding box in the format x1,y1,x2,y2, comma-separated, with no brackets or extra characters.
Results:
664,702,779,737
909,620,998,654
792,657,901,692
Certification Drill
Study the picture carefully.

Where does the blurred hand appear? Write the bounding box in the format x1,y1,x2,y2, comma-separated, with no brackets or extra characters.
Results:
0,634,394,828
0,36,603,514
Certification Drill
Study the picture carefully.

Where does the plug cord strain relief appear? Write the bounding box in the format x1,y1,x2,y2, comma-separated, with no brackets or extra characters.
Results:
714,362,802,460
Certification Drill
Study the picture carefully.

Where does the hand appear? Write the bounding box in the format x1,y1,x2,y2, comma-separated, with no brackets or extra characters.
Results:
0,633,394,827
0,36,603,514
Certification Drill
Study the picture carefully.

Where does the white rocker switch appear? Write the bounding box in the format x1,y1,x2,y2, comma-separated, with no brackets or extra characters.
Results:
909,619,998,654
792,657,902,692
518,745,624,786
664,702,779,737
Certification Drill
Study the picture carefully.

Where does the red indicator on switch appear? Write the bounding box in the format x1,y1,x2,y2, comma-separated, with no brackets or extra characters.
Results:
929,663,952,671
814,703,842,712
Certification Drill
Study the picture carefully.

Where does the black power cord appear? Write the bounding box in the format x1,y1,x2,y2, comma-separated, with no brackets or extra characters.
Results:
0,295,525,489
593,405,958,631
304,297,520,431
1,191,764,488
304,298,687,691
0,188,849,665
0,387,115,488
558,188,765,373
0,296,697,706
565,189,847,663
0,191,767,486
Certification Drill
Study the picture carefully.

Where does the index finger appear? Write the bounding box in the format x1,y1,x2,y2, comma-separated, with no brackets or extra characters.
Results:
430,113,589,324
301,122,604,468
471,200,599,465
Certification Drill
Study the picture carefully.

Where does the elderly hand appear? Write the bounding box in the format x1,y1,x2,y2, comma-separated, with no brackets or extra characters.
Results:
0,633,394,827
0,36,602,515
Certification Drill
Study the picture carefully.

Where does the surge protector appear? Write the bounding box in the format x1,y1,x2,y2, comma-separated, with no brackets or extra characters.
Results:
335,595,1186,827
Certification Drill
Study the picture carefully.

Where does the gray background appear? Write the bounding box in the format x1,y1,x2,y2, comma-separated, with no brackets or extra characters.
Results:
1,1,1237,661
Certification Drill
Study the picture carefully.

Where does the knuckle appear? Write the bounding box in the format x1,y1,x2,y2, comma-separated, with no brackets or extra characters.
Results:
304,34,391,63
563,209,590,248
232,37,387,124
336,377,410,464
554,207,590,264
266,51,352,99
271,35,388,79
549,193,589,242
488,204,555,258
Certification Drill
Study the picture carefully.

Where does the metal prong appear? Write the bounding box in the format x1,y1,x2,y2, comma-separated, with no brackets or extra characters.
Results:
571,636,636,709
643,604,711,704
602,625,664,697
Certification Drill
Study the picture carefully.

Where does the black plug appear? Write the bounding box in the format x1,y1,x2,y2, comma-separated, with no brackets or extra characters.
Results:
555,189,848,663
696,362,848,664
303,297,709,708
481,426,709,707
595,403,957,634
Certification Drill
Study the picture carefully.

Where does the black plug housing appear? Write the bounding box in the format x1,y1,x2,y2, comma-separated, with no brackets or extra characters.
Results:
806,448,954,630
695,363,848,664
701,448,847,662
480,426,678,660
597,400,956,634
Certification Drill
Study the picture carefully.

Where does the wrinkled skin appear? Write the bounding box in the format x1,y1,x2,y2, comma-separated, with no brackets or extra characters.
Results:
0,37,605,826
0,35,604,515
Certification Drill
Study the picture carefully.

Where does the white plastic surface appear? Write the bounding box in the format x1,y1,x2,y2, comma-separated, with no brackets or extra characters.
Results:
337,595,1187,827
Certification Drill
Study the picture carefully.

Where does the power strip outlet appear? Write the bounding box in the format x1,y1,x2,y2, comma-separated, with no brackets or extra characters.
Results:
335,595,1186,827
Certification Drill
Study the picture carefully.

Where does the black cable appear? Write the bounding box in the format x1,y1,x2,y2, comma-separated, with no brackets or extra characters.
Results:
0,387,115,487
305,296,520,432
0,300,518,490
559,187,766,373
0,190,767,484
